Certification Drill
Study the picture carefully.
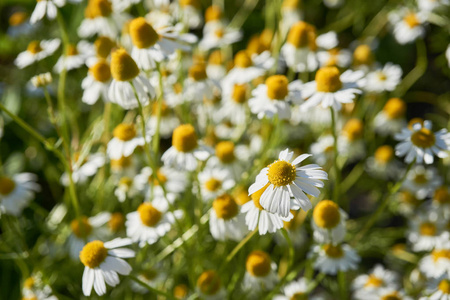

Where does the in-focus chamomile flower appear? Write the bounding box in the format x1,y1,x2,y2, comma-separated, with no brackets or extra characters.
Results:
273,278,310,300
183,63,218,103
421,276,450,300
198,168,235,202
310,243,360,275
209,194,248,241
82,59,112,104
395,120,450,164
30,0,66,24
248,75,302,120
107,123,146,159
61,152,105,186
249,148,328,218
54,41,94,73
366,145,403,179
408,212,445,252
389,9,426,45
126,201,183,247
0,173,40,217
352,265,399,300
374,97,407,136
80,238,135,296
15,39,60,69
361,63,403,93
312,200,347,244
243,250,278,291
301,66,363,111
419,233,450,278
402,165,442,199
196,270,227,300
108,48,156,109
162,124,212,171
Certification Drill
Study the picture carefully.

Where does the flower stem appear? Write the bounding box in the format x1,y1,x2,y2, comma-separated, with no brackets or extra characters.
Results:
129,275,176,300
221,228,258,270
330,107,341,204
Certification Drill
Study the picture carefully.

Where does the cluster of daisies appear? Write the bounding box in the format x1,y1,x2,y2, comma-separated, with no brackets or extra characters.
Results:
1,0,450,299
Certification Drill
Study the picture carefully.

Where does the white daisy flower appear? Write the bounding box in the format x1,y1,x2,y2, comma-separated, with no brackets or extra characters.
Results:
395,120,450,164
147,101,180,138
108,48,156,110
54,41,95,73
111,0,140,11
421,275,450,300
338,118,366,162
114,176,139,203
273,278,310,300
80,238,135,296
418,0,450,11
366,288,412,300
110,155,135,175
280,0,304,36
312,200,347,244
366,145,403,180
218,83,250,125
0,173,40,216
31,72,53,88
199,20,242,51
161,124,212,171
352,265,400,299
107,123,146,160
126,201,183,247
198,168,235,202
402,165,442,199
183,63,219,103
248,75,302,120
310,134,335,166
14,39,60,69
419,233,450,278
206,50,227,81
30,0,66,24
374,97,407,136
104,212,126,235
243,250,279,291
361,63,403,93
394,190,422,216
352,43,376,69
61,152,105,186
249,148,328,218
309,243,360,275
206,141,250,179
22,273,58,300
301,66,363,112
175,0,203,29
82,59,112,105
317,48,352,68
196,270,227,300
209,194,248,241
408,212,445,252
389,9,426,45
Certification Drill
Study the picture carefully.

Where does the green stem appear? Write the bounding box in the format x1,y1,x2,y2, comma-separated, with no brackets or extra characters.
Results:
281,229,294,271
338,271,347,299
152,65,164,157
129,276,176,300
229,0,260,29
221,229,258,271
330,107,341,204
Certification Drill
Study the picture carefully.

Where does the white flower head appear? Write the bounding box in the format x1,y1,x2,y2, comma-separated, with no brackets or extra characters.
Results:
0,173,40,216
15,39,60,69
310,243,360,275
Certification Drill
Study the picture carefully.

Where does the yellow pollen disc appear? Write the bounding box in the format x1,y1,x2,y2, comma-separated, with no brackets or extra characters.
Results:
214,28,224,38
287,21,316,49
208,50,223,65
0,177,16,195
313,200,341,229
439,279,450,294
205,6,222,22
404,13,420,28
234,189,251,205
381,292,401,300
27,41,42,54
113,123,137,141
138,203,162,227
23,277,35,289
22,297,38,300
197,270,221,295
375,145,394,164
399,191,419,205
315,66,342,93
282,0,301,9
129,17,159,49
343,118,364,141
119,176,133,187
408,118,424,130
95,36,115,58
173,82,183,94
79,240,108,268
234,51,252,68
411,128,436,148
66,44,78,56
111,156,132,169
188,63,207,81
364,275,383,287
205,178,222,192
213,194,238,220
151,101,170,116
172,124,198,152
432,249,450,262
251,183,270,210
85,0,112,18
150,169,168,186
414,173,428,184
108,212,125,232
71,217,93,238
266,75,289,100
9,12,28,26
267,160,296,187
90,60,111,82
353,44,373,66
434,186,450,204
179,0,200,8
323,244,344,258
174,284,189,298
260,29,273,49
290,293,308,300
231,84,248,104
110,48,140,81
246,250,271,277
246,35,267,55
419,222,437,236
383,98,406,119
215,141,235,163
377,71,387,81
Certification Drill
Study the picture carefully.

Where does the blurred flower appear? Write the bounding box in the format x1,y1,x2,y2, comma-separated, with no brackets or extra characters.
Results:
198,168,235,202
366,145,403,179
209,194,248,241
196,270,227,299
389,9,426,45
0,173,40,217
374,97,407,136
61,152,105,186
352,265,399,300
402,165,442,199
54,41,94,73
30,0,66,24
82,59,112,104
312,200,347,244
361,63,403,93
15,39,60,69
107,123,146,160
31,72,53,88
310,243,360,275
243,250,278,291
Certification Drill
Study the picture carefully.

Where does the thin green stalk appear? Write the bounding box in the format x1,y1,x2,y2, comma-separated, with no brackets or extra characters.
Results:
338,271,347,299
152,65,164,157
330,107,341,204
221,229,258,271
229,0,260,29
281,229,294,271
129,276,176,300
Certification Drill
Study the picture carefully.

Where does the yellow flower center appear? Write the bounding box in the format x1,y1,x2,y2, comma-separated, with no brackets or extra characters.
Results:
411,128,436,148
174,284,189,298
266,75,289,100
205,178,222,192
208,50,223,65
290,293,308,300
108,212,125,232
90,60,111,82
66,44,78,56
419,222,437,236
404,13,420,28
111,156,132,169
179,0,200,8
0,177,16,196
399,191,419,205
313,200,341,229
408,118,424,130
197,270,221,295
79,240,108,268
172,124,198,152
287,21,316,49
231,84,248,104
149,169,168,186
381,292,401,300
375,145,394,164
364,274,383,287
247,35,267,56
71,216,93,238
23,296,38,300
214,28,225,38
246,250,271,277
267,160,296,187
27,41,42,54
129,17,159,49
234,51,253,68
151,101,170,116
23,277,35,289
251,183,270,210
205,6,222,22
110,48,140,81
432,249,450,262
85,0,112,18
353,44,373,66
323,244,344,258
383,98,406,119
9,11,28,26
234,188,251,205
138,203,162,227
260,29,273,50
215,141,235,163
188,63,208,81
315,66,342,93
413,173,428,184
119,176,133,187
113,123,137,141
439,279,450,294
213,194,238,220
343,118,364,141
95,36,115,58
282,0,301,9
434,186,450,204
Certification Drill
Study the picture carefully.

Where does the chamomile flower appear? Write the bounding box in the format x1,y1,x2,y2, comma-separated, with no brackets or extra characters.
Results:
147,101,179,138
54,41,94,73
0,173,40,217
105,212,126,235
395,120,450,164
221,51,267,90
352,44,376,70
8,11,33,37
310,134,335,165
243,250,278,291
114,176,138,202
126,202,183,247
280,0,304,36
206,141,250,179
362,63,403,93
22,273,58,300
209,194,248,241
432,186,450,217
402,165,442,200
301,66,363,111
31,72,53,88
15,39,61,69
61,153,105,186
310,243,360,275
374,98,407,136
419,233,450,278
312,200,347,244
368,145,403,179
249,148,328,218
273,278,311,300
80,238,135,296
82,59,112,104
421,276,450,300
218,83,250,125
183,63,218,103
408,212,445,252
198,168,235,202
162,124,212,171
108,48,156,110
395,190,422,216
176,0,203,29
317,48,352,68
352,265,400,299
368,288,412,300
206,50,227,81
30,0,66,24
339,118,366,162
196,270,227,300
389,9,427,45
107,123,146,160
248,75,302,120
131,267,166,294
